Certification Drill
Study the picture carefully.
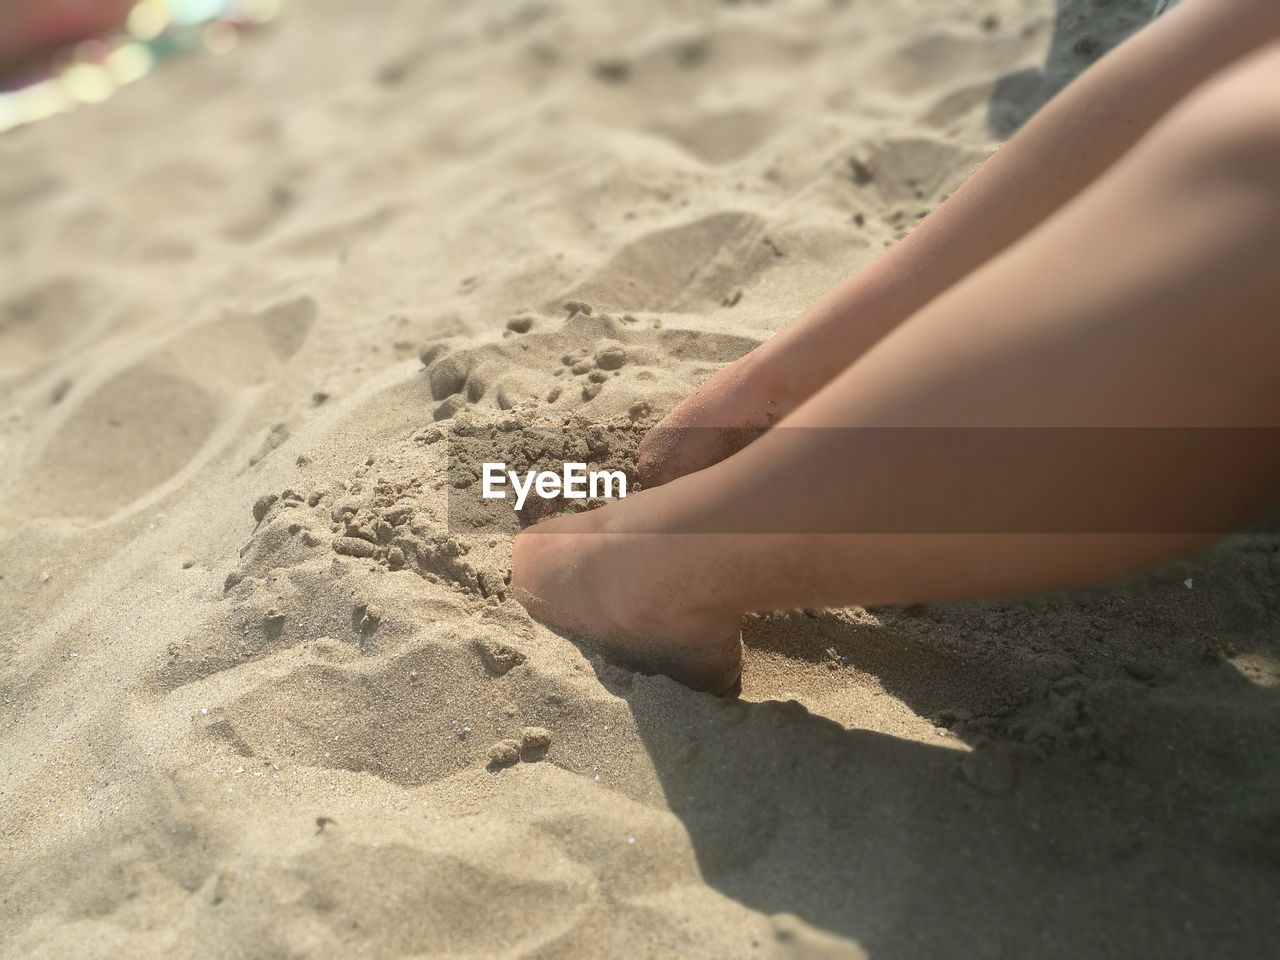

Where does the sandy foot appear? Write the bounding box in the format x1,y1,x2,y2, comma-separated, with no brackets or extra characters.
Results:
512,508,743,695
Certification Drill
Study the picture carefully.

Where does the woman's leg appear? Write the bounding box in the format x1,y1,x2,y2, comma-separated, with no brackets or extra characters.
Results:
638,0,1280,486
514,43,1280,693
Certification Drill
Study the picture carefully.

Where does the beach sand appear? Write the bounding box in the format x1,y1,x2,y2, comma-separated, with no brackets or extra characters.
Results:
2,0,1279,956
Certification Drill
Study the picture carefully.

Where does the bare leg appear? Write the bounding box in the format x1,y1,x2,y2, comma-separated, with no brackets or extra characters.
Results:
638,0,1280,485
514,45,1280,692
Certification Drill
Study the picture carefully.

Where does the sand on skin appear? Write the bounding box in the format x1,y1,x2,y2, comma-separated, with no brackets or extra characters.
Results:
2,1,1278,957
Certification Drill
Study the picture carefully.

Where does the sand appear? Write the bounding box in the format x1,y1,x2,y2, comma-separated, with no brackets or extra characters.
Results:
3,0,1279,957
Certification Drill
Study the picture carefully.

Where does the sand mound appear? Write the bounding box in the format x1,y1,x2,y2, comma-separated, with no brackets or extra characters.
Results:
2,1,1277,957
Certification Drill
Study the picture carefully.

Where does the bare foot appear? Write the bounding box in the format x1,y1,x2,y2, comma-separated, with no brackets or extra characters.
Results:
637,267,917,487
511,504,743,694
636,345,796,488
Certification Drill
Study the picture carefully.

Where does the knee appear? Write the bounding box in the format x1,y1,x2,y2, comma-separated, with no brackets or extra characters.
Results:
1162,44,1280,191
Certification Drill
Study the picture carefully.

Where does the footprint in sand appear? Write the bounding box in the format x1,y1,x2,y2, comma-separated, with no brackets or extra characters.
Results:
199,644,511,785
0,277,108,387
561,210,778,314
4,297,316,522
10,366,221,521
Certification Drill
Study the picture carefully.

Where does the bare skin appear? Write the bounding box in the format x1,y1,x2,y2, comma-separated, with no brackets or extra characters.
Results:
514,38,1280,693
637,0,1280,486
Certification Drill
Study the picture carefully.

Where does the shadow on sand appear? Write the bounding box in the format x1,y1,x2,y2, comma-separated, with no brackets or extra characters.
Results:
989,0,1157,136
590,534,1280,957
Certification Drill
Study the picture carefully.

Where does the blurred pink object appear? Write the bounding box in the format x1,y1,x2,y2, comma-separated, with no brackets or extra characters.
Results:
0,0,135,74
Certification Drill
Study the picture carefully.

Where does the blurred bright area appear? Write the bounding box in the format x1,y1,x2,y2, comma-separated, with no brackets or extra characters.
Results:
0,0,282,133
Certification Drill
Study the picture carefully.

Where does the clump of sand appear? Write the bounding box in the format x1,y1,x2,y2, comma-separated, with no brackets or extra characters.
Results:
2,1,1278,957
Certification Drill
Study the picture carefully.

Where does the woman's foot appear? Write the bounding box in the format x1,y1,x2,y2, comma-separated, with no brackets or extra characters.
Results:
511,503,744,694
634,283,893,487
635,343,802,488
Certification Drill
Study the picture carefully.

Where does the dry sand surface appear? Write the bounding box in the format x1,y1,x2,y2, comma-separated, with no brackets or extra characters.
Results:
3,0,1279,957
